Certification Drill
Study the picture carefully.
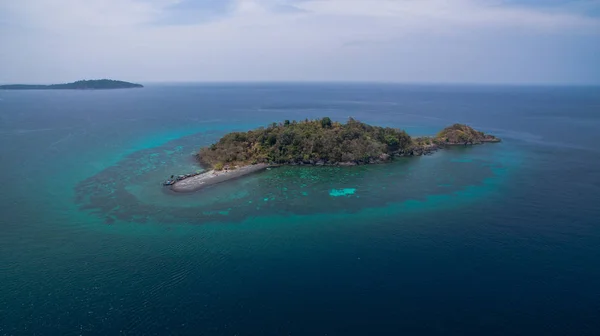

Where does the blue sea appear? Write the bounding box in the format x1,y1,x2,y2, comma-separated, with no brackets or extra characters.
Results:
1,84,599,335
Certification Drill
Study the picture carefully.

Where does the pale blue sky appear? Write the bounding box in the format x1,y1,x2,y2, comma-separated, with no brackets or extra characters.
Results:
1,0,599,84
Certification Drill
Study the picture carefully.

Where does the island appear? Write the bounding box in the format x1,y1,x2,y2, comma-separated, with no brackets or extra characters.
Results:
0,79,143,90
435,123,500,145
165,118,500,192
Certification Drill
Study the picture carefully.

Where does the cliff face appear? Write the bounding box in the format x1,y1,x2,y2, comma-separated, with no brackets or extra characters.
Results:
435,124,500,145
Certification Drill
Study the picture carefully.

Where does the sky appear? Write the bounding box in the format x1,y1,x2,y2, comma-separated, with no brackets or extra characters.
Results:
1,0,599,84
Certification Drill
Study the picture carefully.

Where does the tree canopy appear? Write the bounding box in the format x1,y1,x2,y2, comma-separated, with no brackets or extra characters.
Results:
199,118,412,167
436,124,499,144
198,119,499,168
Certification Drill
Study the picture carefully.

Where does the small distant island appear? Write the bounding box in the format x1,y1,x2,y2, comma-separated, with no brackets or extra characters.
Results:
0,79,143,90
165,118,500,192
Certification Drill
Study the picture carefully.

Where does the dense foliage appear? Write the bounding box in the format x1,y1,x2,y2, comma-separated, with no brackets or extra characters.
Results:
199,118,413,167
436,124,499,144
0,79,143,90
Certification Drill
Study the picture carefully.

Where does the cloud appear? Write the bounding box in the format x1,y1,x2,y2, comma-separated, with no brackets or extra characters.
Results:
0,0,599,84
5,0,596,31
294,0,600,31
154,0,238,25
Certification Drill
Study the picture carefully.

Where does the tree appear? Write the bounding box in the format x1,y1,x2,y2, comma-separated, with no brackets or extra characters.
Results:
197,118,415,168
385,134,399,149
321,117,332,129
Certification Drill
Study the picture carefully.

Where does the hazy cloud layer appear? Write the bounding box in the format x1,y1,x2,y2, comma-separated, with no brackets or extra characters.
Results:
1,0,599,84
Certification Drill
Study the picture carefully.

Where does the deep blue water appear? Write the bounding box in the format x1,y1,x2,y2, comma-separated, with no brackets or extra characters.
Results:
1,84,599,335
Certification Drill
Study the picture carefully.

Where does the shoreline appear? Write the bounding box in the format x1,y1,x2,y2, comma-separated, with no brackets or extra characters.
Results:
170,163,270,192
167,140,500,193
442,140,501,146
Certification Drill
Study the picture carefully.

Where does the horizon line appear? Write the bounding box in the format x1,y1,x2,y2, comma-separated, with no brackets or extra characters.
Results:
2,80,600,87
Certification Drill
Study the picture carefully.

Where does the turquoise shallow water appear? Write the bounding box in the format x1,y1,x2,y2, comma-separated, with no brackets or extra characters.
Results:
74,132,507,224
1,84,599,335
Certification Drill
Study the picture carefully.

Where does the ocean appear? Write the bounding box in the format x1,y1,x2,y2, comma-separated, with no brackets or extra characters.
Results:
1,83,599,335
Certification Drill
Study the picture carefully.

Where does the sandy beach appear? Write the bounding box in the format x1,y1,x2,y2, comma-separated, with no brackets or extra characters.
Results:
171,164,270,192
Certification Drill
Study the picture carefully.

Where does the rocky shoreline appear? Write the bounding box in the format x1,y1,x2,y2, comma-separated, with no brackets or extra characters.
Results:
163,122,501,193
281,144,441,166
164,144,440,193
164,140,502,193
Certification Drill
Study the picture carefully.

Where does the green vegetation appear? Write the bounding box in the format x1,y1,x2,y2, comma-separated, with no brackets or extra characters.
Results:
0,79,143,90
435,124,500,144
214,162,224,171
199,118,413,167
198,119,500,168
